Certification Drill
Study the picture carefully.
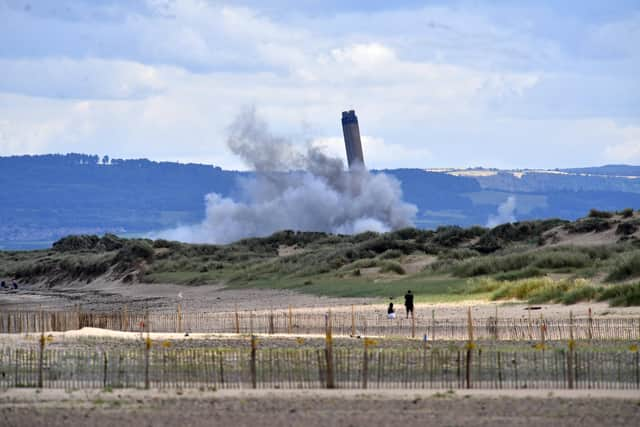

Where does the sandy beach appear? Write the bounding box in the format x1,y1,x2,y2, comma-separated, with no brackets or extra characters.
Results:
2,388,638,427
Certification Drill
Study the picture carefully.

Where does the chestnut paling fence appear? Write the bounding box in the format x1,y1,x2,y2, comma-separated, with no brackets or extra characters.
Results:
2,309,640,340
1,346,639,390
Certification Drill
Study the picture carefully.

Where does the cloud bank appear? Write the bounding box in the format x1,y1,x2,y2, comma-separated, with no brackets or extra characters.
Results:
1,1,638,168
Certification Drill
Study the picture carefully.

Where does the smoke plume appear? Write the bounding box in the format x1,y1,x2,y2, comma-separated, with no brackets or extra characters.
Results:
486,196,517,228
158,109,417,244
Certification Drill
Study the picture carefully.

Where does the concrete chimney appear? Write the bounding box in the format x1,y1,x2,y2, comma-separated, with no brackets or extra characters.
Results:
341,110,365,169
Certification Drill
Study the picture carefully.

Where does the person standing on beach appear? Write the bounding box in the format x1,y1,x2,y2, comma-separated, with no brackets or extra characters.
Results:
387,302,396,319
404,290,414,318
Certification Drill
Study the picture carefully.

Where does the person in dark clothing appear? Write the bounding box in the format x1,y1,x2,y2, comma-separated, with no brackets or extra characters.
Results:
387,302,396,319
404,290,414,318
0,281,6,289
11,280,17,290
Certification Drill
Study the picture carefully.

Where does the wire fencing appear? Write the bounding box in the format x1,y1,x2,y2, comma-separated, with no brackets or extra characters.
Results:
1,346,638,390
1,308,639,340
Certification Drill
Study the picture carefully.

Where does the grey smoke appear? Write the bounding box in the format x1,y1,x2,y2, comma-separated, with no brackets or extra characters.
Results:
158,109,417,244
487,195,517,228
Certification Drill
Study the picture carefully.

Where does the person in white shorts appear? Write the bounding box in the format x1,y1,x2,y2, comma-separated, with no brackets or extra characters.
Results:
387,302,396,319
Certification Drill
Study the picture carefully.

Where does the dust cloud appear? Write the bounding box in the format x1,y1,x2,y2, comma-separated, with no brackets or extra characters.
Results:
158,109,417,243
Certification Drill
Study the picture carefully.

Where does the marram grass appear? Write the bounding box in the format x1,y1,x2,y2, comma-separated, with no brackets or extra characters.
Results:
466,276,640,306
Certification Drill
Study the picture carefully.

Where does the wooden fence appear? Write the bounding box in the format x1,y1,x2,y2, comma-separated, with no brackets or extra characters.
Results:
2,308,640,340
1,346,638,390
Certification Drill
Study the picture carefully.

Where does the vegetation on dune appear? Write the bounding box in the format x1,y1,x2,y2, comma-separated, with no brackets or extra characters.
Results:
492,267,543,281
598,283,640,306
588,208,614,219
605,251,640,282
446,246,604,278
616,221,639,236
379,261,406,275
619,208,635,218
465,277,593,304
564,217,612,233
472,219,567,253
1,209,639,305
463,276,640,306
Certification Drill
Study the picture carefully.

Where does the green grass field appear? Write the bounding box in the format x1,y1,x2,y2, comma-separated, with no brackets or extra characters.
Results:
225,272,473,303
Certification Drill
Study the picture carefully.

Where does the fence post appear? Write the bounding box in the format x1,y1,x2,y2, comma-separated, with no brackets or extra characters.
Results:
411,309,416,339
456,350,461,388
362,338,369,389
103,351,108,389
636,350,640,389
77,304,82,330
431,310,436,341
588,307,593,341
325,311,335,389
497,351,503,389
145,329,151,390
494,305,499,341
567,311,575,389
235,304,240,334
540,313,546,348
527,305,532,341
122,304,128,331
250,311,254,336
569,310,574,342
351,305,355,337
37,329,45,388
268,311,274,335
466,307,474,389
250,334,257,389
176,303,182,333
288,305,293,335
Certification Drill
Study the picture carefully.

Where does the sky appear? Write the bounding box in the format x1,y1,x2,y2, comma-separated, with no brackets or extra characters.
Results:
0,0,638,170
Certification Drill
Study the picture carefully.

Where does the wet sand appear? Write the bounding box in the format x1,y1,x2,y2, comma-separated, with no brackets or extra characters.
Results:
0,279,374,313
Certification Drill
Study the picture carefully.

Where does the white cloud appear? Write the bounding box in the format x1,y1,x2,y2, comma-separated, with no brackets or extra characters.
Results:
0,1,637,169
0,58,167,99
0,118,67,154
604,125,640,163
330,43,396,67
312,136,432,169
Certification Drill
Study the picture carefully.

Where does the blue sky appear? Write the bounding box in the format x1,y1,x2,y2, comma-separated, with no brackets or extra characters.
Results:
0,0,638,169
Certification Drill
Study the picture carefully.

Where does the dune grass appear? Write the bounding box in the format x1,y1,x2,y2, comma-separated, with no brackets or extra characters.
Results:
449,246,610,278
464,276,640,306
463,277,593,304
3,212,640,306
598,283,640,306
605,251,640,282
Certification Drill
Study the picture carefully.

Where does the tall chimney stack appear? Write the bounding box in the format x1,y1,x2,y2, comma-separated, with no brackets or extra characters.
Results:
341,110,365,169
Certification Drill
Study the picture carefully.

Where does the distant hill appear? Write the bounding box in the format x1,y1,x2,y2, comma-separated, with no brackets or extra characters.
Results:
0,154,240,247
0,154,639,249
559,165,640,177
